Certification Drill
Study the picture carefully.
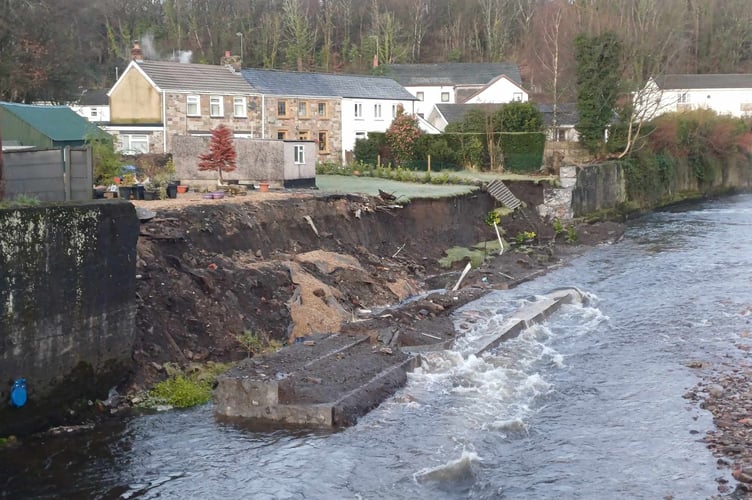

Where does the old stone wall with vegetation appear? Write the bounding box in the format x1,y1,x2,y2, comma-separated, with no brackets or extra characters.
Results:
0,201,139,435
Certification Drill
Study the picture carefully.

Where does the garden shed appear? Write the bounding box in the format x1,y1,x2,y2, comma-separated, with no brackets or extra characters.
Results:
0,101,107,149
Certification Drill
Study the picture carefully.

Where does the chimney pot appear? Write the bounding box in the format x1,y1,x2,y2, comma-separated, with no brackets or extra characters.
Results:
131,40,144,62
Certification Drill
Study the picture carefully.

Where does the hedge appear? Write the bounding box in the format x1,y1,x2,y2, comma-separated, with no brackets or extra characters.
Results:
500,132,545,172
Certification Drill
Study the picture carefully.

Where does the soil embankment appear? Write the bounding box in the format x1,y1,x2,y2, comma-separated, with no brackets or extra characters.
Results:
131,189,624,392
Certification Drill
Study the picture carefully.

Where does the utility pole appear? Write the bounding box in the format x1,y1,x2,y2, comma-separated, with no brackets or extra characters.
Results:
236,32,244,67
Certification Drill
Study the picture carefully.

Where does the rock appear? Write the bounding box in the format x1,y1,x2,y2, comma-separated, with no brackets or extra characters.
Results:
708,384,725,397
686,360,704,368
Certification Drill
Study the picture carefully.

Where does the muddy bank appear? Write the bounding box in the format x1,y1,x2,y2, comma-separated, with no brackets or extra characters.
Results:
131,189,623,392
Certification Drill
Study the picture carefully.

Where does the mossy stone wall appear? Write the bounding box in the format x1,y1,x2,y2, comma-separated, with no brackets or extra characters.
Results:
0,201,139,435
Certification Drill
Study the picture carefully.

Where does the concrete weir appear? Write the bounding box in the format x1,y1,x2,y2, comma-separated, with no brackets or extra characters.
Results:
213,288,583,427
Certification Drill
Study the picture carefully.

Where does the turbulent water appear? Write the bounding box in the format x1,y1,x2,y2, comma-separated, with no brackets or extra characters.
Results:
4,194,752,499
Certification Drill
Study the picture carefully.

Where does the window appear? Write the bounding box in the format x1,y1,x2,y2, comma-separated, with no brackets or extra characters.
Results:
121,134,149,154
298,130,309,141
187,95,200,116
354,102,363,119
679,92,690,103
233,97,247,118
355,131,367,142
277,130,288,140
90,108,98,117
277,100,288,117
318,131,329,152
210,96,223,117
513,92,523,102
441,92,450,102
416,92,424,101
392,104,398,118
294,144,305,164
317,102,327,117
298,101,308,117
374,103,382,119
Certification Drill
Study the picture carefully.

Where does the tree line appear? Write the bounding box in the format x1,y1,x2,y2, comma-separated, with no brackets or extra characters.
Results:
2,0,752,104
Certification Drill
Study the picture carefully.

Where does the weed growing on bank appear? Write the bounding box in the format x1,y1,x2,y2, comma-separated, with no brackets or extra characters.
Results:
142,362,231,409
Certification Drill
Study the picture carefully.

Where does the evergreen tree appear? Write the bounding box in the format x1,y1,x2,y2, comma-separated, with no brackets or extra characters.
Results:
574,32,622,156
198,125,237,183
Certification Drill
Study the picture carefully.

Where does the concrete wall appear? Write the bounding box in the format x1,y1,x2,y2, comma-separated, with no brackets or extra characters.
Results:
571,162,627,217
3,147,93,202
0,201,139,435
171,136,316,187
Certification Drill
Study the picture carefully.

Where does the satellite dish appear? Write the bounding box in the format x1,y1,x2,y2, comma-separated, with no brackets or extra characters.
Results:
248,101,257,111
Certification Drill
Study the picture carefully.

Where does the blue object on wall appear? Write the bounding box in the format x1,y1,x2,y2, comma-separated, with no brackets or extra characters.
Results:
10,378,27,408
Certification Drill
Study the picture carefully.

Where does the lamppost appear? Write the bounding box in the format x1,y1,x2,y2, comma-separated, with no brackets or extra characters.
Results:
236,32,243,67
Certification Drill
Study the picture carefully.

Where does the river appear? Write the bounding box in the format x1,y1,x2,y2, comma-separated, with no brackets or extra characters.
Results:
4,194,752,499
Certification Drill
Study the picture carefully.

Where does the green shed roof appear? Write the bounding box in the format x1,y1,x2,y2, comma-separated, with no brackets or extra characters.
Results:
0,101,105,142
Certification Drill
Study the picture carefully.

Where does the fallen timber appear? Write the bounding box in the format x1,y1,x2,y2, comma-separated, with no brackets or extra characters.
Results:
213,287,584,427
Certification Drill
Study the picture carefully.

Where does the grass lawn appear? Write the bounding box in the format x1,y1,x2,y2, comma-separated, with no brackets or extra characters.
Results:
316,175,478,201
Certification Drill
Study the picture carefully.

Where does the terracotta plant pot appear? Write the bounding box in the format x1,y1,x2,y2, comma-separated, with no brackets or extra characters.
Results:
177,185,188,194
259,182,270,192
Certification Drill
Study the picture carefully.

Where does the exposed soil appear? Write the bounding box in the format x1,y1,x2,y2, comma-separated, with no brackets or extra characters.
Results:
130,187,625,393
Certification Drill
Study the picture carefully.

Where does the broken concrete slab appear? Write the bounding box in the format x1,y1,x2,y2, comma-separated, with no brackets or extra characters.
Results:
213,288,583,428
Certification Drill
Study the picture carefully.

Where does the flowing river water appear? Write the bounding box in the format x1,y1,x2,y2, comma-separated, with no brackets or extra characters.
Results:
4,194,752,499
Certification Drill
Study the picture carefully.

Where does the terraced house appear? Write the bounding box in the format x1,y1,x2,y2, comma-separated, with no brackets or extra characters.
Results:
106,44,416,164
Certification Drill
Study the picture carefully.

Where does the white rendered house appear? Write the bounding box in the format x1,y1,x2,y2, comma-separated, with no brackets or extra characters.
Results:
385,63,528,118
637,74,752,119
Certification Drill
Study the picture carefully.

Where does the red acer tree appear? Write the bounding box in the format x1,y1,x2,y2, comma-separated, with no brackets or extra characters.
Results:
198,125,237,184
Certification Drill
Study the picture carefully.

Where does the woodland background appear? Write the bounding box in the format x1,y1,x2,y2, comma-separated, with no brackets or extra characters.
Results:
2,0,752,104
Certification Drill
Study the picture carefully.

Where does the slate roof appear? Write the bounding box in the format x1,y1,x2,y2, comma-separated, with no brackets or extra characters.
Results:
78,89,109,106
435,103,505,124
385,63,522,87
241,69,416,100
0,102,104,141
536,103,578,127
434,102,578,128
131,60,254,94
654,74,752,90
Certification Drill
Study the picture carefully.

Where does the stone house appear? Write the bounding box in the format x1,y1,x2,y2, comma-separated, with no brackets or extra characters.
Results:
240,68,416,164
106,46,258,155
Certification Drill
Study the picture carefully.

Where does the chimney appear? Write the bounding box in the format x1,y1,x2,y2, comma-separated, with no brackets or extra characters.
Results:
220,51,241,73
131,40,144,62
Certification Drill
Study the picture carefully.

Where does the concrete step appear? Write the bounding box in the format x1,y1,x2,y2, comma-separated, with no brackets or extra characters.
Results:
213,288,584,428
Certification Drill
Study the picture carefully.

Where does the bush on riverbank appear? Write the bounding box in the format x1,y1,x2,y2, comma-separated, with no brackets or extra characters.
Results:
143,362,231,409
624,110,752,207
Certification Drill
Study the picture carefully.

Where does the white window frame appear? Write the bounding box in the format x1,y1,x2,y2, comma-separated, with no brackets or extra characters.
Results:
317,102,327,117
294,144,305,164
187,95,200,116
441,92,450,102
233,97,247,118
374,103,382,119
298,100,308,117
392,104,398,118
416,91,424,101
679,92,690,103
513,92,523,102
355,131,367,142
210,96,223,117
354,102,363,119
121,134,149,154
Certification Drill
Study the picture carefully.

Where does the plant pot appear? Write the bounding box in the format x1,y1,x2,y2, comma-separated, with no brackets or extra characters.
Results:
135,184,146,200
118,186,133,200
177,185,188,194
166,183,178,199
143,190,158,200
259,182,270,192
